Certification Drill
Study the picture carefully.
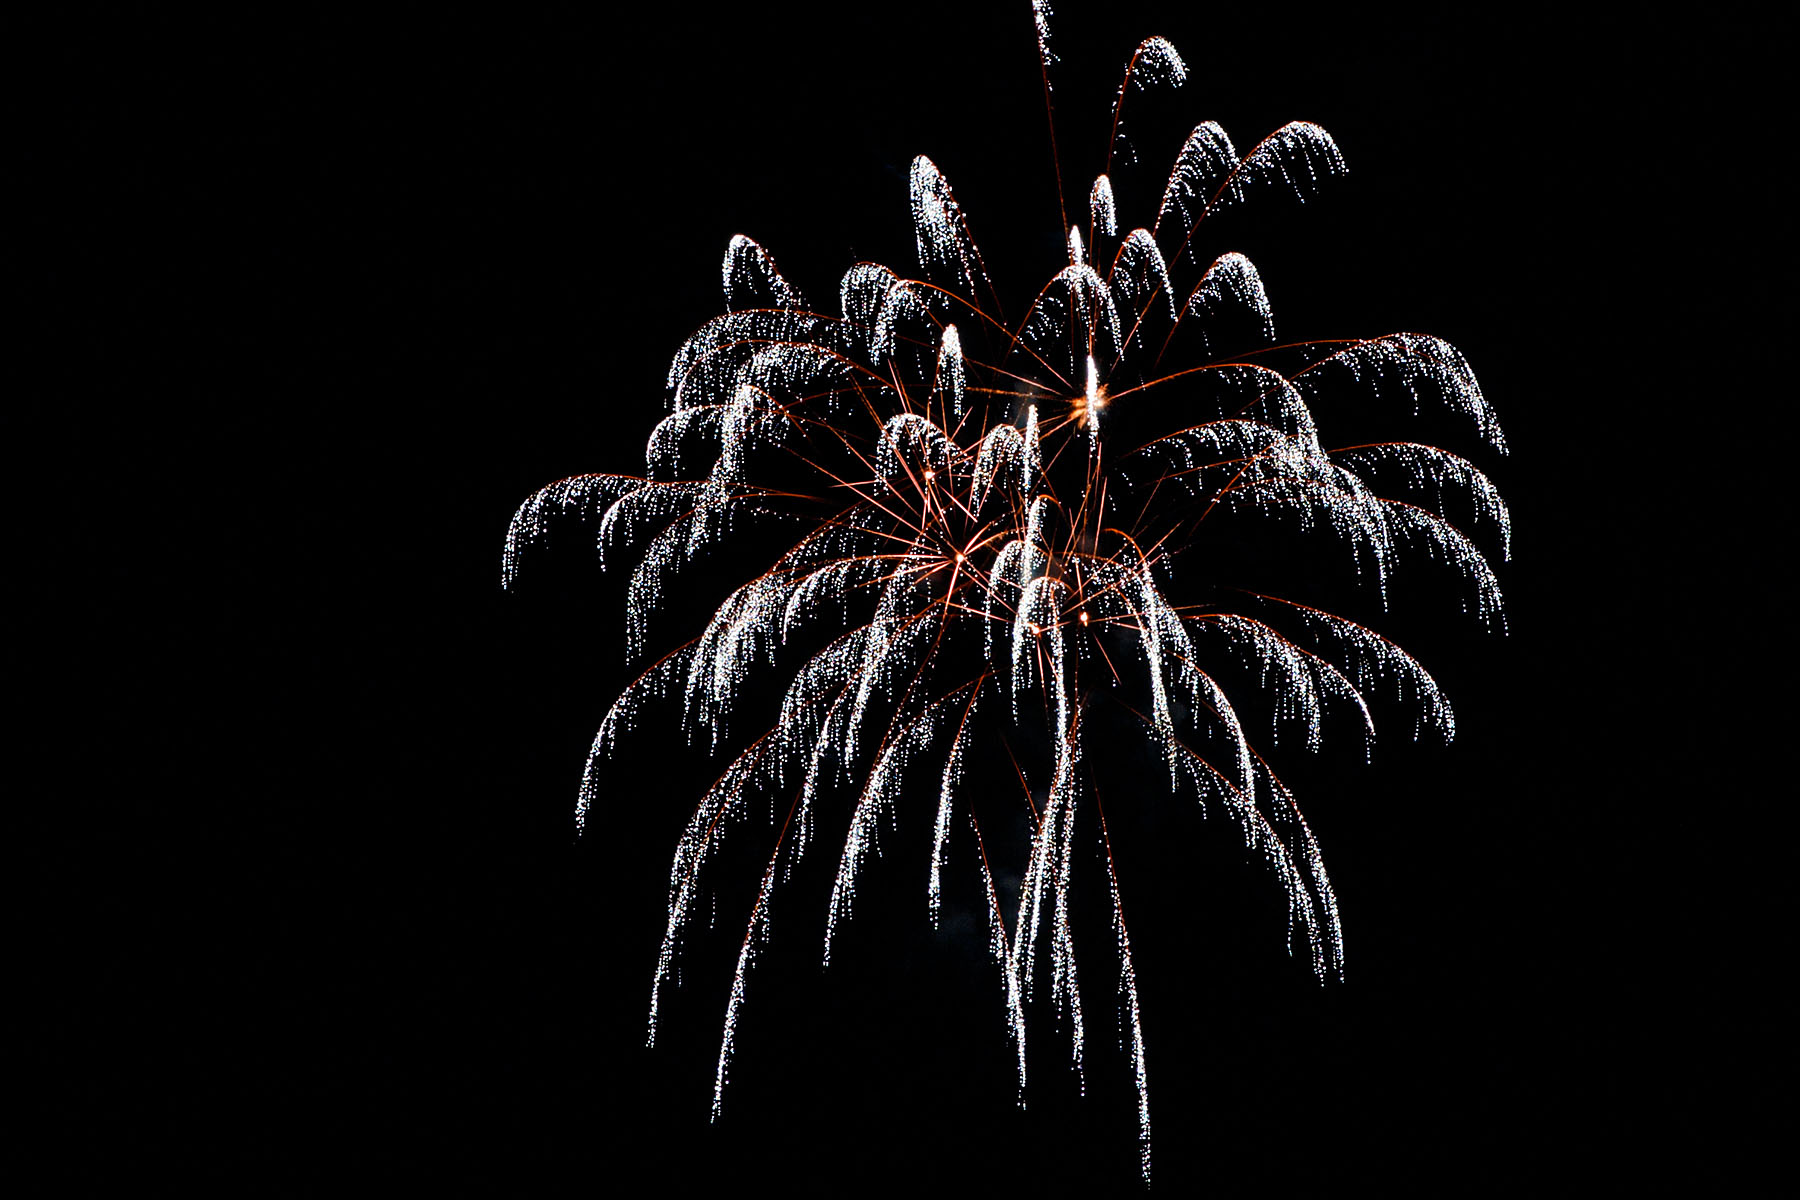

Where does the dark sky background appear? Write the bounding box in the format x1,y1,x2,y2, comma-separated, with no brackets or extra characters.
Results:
31,3,1764,1192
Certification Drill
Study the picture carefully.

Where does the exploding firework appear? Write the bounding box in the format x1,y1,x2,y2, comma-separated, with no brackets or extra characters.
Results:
505,4,1506,1184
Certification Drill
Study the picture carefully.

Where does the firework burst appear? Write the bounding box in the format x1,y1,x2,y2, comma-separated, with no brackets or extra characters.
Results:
505,5,1506,1184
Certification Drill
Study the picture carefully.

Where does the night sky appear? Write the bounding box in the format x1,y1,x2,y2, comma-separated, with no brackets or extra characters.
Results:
31,4,1761,1191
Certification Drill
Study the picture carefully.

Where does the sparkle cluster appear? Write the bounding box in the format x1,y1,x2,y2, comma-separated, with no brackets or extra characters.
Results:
506,12,1506,1187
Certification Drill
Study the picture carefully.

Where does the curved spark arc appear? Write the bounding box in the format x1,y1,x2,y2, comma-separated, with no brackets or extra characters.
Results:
506,10,1506,1189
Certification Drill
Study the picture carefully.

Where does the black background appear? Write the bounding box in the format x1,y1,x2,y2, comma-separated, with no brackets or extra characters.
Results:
29,3,1766,1192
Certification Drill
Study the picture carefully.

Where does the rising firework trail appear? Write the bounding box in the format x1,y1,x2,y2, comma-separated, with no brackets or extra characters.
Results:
505,3,1507,1184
